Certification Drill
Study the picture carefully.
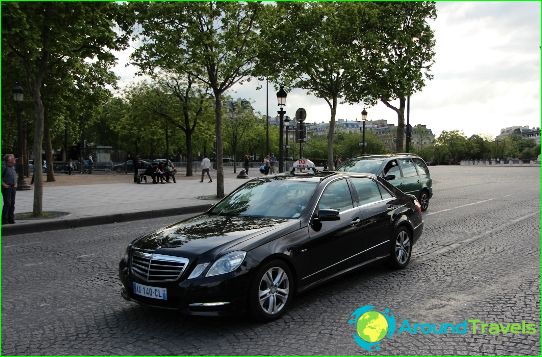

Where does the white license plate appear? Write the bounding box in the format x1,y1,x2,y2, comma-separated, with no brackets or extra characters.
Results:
133,282,167,300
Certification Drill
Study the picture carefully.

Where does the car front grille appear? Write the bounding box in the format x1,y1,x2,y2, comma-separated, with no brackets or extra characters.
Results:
130,250,189,282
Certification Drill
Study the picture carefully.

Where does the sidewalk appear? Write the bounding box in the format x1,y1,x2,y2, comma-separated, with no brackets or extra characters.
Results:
2,169,252,236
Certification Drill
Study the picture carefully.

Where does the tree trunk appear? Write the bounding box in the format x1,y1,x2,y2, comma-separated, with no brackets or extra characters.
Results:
185,130,193,176
44,108,55,182
327,96,338,170
395,96,406,152
32,82,45,217
214,91,224,198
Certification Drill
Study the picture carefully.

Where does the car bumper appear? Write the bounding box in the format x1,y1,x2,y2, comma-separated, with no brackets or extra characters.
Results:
119,261,252,316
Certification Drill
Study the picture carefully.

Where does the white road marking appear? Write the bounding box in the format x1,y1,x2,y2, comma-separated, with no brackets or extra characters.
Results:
3,241,42,249
416,211,538,263
426,198,496,216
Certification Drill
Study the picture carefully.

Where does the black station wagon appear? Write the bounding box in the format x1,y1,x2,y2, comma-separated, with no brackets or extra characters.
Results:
119,172,423,321
338,154,433,211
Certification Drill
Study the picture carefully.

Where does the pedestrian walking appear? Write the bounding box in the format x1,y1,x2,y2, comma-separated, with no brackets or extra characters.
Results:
67,159,73,175
133,157,139,183
269,153,276,174
200,156,212,183
243,154,250,175
88,154,94,174
2,154,17,224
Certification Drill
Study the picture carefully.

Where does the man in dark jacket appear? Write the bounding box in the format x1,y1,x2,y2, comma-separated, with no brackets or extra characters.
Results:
2,154,17,224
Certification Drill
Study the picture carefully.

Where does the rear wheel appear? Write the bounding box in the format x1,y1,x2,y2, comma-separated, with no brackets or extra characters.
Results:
419,190,430,211
389,226,412,269
249,260,294,321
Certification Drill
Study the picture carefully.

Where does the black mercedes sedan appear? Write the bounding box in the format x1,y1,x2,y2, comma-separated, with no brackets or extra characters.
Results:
119,172,423,321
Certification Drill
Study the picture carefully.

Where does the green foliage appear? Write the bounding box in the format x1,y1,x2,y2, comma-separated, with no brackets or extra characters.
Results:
130,1,266,196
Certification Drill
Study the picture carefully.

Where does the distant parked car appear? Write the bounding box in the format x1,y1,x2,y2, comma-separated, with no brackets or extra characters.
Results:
338,154,433,211
114,160,150,173
28,160,47,173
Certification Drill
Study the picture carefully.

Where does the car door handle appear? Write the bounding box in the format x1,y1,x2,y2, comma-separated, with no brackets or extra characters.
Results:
351,218,361,226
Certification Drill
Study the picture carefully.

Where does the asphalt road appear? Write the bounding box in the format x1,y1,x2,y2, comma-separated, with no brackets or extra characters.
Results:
2,166,540,355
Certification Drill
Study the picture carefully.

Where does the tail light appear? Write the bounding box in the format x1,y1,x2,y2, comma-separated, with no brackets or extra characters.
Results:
414,199,422,214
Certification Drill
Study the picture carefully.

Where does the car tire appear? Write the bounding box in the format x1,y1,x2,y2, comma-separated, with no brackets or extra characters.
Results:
389,226,412,269
249,260,294,322
419,190,430,212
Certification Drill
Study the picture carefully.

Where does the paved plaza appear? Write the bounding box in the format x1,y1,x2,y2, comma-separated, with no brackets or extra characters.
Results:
2,166,540,355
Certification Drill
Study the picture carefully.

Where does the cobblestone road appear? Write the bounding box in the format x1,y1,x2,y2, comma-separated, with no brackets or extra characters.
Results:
2,166,540,355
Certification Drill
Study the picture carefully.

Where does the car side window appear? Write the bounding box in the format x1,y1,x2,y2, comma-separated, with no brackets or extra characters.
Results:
412,158,430,177
318,179,354,212
383,159,401,179
398,158,418,178
350,178,383,206
377,182,394,200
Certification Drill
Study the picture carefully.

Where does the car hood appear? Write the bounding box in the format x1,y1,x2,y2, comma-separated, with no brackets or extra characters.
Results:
132,214,290,256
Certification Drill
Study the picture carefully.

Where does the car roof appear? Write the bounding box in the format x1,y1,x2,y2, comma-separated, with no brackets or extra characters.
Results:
347,153,422,161
247,171,378,184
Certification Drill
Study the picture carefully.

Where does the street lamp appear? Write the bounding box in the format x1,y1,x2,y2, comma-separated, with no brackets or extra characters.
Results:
360,108,368,155
295,108,307,159
13,82,30,190
276,86,287,173
284,116,290,170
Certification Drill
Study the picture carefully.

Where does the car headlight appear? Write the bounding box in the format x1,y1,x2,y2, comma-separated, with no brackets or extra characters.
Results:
187,263,209,279
206,251,246,277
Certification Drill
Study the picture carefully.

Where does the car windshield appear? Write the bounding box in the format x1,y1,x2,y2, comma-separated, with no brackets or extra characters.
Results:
209,178,318,219
337,159,383,174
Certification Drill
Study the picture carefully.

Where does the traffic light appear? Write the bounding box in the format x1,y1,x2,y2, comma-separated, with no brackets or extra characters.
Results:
296,122,307,142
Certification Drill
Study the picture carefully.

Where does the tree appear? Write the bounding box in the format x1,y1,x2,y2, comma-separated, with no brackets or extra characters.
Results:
436,130,468,164
130,2,264,198
155,75,212,176
349,2,437,152
223,98,257,173
257,2,376,170
3,2,127,215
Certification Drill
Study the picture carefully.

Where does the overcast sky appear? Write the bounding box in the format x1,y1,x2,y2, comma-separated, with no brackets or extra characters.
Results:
112,1,541,139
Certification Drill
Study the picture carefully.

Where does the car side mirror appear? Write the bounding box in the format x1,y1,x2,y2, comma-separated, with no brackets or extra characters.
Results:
384,174,396,181
317,209,340,221
310,209,339,232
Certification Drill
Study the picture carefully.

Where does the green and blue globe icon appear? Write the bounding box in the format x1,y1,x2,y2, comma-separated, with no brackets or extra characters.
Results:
348,305,396,351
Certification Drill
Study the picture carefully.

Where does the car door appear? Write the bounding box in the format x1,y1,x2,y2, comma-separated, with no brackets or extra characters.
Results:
397,158,421,195
349,177,394,259
295,178,362,285
382,159,404,190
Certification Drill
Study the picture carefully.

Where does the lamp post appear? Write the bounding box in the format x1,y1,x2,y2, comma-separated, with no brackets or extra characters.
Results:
276,86,287,173
284,116,290,170
295,108,307,159
361,108,368,155
13,82,30,190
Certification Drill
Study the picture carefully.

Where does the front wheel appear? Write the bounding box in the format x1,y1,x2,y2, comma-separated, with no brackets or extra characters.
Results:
249,260,294,321
419,190,430,211
389,226,412,269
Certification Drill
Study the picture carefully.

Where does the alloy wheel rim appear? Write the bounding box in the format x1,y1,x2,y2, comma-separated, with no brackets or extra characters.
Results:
420,193,429,210
395,231,411,264
258,267,289,315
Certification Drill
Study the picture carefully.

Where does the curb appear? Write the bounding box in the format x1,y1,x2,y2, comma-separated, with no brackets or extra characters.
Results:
1,204,212,236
